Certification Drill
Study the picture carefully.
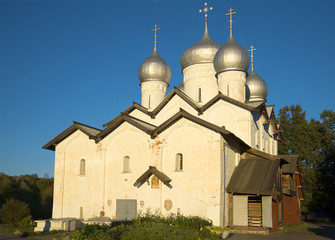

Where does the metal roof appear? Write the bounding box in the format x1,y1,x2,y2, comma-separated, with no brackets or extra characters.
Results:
42,121,101,151
279,155,299,174
133,166,172,188
226,158,280,195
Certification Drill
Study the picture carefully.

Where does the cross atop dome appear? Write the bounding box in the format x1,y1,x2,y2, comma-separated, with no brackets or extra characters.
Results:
226,8,236,37
248,45,257,70
151,24,160,51
199,2,213,22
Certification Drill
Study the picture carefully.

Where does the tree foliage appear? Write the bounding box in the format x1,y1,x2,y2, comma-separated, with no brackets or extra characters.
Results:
278,105,335,216
0,198,31,227
0,173,53,220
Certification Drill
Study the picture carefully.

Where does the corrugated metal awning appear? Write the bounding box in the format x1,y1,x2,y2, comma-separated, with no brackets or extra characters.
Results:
226,158,280,195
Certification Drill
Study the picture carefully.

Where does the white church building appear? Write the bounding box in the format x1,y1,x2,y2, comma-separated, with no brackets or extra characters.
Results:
43,4,302,230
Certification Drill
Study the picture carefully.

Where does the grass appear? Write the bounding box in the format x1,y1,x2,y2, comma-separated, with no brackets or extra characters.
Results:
0,225,34,235
0,224,64,237
281,223,308,232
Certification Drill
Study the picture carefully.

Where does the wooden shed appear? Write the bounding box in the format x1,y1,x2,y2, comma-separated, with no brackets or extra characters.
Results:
226,150,303,232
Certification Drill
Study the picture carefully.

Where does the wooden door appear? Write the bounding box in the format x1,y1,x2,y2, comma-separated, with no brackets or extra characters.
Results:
248,196,262,227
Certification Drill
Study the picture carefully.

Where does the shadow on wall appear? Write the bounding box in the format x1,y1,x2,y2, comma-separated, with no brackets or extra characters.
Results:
43,220,50,231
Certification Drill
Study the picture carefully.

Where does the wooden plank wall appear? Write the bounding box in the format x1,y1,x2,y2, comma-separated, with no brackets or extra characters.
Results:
248,196,262,227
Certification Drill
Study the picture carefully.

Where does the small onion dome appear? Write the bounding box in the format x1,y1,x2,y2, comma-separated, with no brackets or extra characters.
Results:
180,22,222,70
214,36,250,73
246,68,268,100
138,48,171,84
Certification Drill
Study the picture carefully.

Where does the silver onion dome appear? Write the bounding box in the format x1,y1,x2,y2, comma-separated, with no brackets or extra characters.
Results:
138,48,171,84
246,68,268,101
180,22,222,70
213,36,250,73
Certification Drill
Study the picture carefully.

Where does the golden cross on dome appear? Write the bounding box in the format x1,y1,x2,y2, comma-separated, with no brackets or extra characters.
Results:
248,45,257,69
226,8,236,37
151,24,160,50
199,2,213,21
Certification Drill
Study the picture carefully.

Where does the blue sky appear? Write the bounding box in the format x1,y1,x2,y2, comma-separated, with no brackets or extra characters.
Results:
1,0,334,177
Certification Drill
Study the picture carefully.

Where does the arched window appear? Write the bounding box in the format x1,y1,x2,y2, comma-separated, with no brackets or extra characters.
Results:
79,159,85,175
80,207,83,219
123,156,130,173
148,95,151,109
197,88,202,103
175,153,183,171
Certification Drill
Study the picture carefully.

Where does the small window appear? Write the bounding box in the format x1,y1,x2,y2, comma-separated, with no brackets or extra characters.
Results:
175,153,183,171
80,207,83,219
123,156,130,173
197,88,202,103
79,159,85,175
148,95,151,109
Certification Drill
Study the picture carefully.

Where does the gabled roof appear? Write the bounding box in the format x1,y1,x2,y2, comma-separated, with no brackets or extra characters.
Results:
94,108,249,149
113,88,260,123
151,108,231,138
246,100,266,108
151,87,200,118
279,155,299,174
104,102,151,127
44,107,250,152
42,121,102,151
94,114,157,140
133,166,172,188
200,92,259,114
266,105,274,118
226,158,280,195
113,88,199,121
243,148,280,161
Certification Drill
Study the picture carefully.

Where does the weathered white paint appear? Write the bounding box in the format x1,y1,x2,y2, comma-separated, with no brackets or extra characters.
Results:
50,38,279,227
233,195,248,226
141,81,168,110
182,63,219,106
262,196,273,228
217,71,247,102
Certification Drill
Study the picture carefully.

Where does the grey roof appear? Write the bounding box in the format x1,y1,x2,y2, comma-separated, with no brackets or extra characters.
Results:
226,158,280,195
246,101,266,108
76,124,101,137
279,155,299,174
118,88,260,121
96,108,248,150
124,115,157,131
42,121,101,151
134,166,172,188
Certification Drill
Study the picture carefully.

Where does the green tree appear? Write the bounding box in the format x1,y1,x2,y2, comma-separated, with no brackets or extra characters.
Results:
278,105,335,216
0,198,32,227
0,173,53,220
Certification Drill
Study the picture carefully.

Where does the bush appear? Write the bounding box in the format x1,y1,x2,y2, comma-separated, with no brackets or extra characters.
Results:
71,214,220,240
0,198,32,227
18,215,32,228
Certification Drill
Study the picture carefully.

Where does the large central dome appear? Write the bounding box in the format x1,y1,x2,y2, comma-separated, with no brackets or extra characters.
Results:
213,36,250,73
180,22,222,70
